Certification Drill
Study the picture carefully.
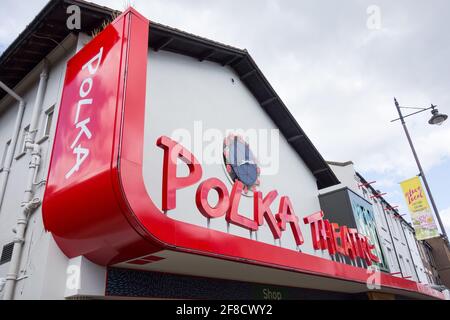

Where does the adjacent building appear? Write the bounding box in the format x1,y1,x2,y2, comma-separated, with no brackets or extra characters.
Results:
322,161,444,289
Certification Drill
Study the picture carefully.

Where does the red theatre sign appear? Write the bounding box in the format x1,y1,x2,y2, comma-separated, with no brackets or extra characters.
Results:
157,135,379,265
42,9,445,300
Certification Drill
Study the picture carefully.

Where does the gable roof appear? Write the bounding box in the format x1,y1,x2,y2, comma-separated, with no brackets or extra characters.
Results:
0,0,339,189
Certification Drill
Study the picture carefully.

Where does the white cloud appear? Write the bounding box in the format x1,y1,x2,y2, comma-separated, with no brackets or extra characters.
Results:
0,1,48,49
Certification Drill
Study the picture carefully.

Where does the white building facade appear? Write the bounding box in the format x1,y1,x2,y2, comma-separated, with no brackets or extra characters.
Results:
323,161,441,286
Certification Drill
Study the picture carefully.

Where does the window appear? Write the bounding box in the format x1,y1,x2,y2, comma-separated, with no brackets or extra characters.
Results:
44,108,54,136
16,125,30,158
386,247,396,271
392,217,398,234
394,218,402,240
39,106,55,142
405,258,411,276
426,273,433,285
361,188,368,200
379,206,390,230
386,212,398,239
375,202,388,230
398,221,407,244
0,242,14,265
385,247,392,264
0,139,12,172
399,255,406,275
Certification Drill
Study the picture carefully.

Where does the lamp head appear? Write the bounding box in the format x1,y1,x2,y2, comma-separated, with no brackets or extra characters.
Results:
428,105,448,125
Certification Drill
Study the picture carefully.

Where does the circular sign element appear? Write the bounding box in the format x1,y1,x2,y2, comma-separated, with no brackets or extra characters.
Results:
223,134,260,194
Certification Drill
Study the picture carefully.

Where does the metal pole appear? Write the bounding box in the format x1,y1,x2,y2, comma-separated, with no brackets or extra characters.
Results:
394,98,448,240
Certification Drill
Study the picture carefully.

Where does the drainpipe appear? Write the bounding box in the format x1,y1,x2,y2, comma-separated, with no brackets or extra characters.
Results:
0,83,26,211
2,61,49,300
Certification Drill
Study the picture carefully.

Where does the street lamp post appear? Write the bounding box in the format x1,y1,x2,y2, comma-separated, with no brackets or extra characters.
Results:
392,98,448,240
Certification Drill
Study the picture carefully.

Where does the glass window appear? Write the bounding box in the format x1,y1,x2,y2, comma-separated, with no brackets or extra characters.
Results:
17,125,30,156
393,218,398,235
0,242,14,265
0,140,11,172
386,246,398,272
39,106,55,142
399,255,405,274
379,205,389,229
398,220,407,243
386,247,392,265
394,218,402,240
387,212,399,239
362,188,368,200
43,107,54,138
405,258,411,277
375,202,388,230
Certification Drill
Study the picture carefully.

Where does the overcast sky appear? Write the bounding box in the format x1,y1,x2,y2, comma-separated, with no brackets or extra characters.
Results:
1,0,449,235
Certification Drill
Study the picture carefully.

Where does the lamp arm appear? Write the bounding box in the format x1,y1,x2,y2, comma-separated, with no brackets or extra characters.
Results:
391,106,434,122
399,106,429,110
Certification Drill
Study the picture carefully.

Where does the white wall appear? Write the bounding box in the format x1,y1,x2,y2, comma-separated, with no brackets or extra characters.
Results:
143,49,327,257
0,35,79,299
